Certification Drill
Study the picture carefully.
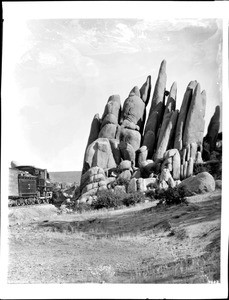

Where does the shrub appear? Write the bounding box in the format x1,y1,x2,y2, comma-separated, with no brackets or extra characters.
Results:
75,202,92,213
90,190,145,210
145,189,156,200
91,190,123,210
156,186,191,206
122,192,145,207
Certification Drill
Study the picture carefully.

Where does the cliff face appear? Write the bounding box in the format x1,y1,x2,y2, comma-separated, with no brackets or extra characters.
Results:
77,60,220,203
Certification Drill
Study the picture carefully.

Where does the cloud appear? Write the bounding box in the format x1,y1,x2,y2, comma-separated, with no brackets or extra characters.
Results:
6,18,222,170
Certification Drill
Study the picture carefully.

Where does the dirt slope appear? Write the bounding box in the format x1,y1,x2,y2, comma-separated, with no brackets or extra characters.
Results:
7,190,221,283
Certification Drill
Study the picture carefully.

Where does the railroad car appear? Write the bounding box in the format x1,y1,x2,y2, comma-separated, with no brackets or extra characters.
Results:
8,163,53,207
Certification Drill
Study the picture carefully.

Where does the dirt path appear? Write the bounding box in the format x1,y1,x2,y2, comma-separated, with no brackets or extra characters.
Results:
7,190,221,283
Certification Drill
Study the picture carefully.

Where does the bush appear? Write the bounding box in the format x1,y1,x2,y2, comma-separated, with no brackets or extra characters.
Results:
156,186,191,206
91,190,123,210
91,190,145,210
122,192,145,207
145,189,156,200
75,202,92,213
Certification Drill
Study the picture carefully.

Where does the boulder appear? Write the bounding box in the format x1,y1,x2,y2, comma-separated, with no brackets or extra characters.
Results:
183,83,206,148
86,113,101,148
137,146,148,167
101,95,121,127
159,168,175,188
119,160,132,171
137,178,145,192
99,123,117,139
85,138,116,171
128,178,137,193
121,86,146,130
109,139,121,165
178,172,215,194
119,127,141,152
118,170,132,181
162,149,181,180
119,141,136,163
80,166,105,191
89,173,105,183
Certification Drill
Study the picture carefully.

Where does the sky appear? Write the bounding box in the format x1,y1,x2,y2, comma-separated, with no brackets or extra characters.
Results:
3,17,223,172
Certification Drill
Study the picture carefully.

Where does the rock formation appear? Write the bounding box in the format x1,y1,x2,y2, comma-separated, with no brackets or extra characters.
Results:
77,60,219,203
204,105,220,153
143,60,167,159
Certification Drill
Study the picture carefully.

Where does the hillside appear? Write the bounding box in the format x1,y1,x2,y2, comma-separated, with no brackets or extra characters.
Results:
49,171,81,184
8,189,221,284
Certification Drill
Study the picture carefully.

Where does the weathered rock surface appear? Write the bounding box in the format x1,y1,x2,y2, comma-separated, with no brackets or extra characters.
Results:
85,138,116,171
178,172,215,194
109,139,121,165
118,170,132,181
174,81,197,151
119,160,132,171
128,178,137,193
154,110,178,161
99,123,117,139
204,106,220,152
119,141,136,164
140,76,151,105
143,60,167,158
118,127,141,152
140,76,151,134
81,114,101,176
183,83,206,148
162,149,181,180
78,59,217,202
101,95,121,127
121,86,146,131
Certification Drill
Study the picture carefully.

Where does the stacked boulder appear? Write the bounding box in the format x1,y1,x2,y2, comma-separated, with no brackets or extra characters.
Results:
77,60,219,203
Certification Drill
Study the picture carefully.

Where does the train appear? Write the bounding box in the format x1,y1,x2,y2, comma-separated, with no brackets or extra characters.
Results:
8,162,54,207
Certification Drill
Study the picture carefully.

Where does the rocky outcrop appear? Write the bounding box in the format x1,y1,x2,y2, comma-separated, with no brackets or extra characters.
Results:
178,172,215,194
77,59,218,203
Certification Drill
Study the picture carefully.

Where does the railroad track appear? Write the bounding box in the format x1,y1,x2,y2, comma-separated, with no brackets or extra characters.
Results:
8,198,53,208
8,202,54,209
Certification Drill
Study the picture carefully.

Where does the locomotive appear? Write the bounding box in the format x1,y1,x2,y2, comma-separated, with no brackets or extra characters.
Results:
8,162,53,207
